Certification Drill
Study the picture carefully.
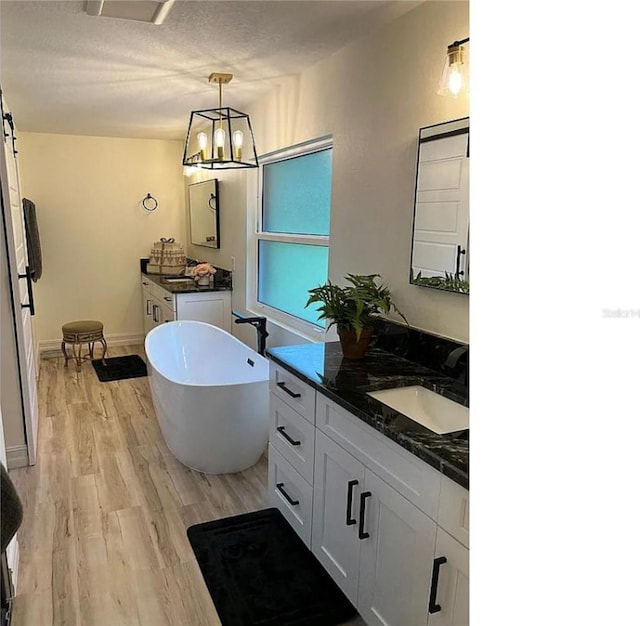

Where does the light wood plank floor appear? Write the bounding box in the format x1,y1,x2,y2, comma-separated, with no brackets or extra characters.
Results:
9,345,364,626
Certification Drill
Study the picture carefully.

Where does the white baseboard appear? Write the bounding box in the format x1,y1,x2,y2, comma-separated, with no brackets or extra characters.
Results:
38,332,144,359
6,444,29,469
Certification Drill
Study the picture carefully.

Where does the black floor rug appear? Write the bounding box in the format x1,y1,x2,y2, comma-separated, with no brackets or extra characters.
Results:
187,507,357,626
91,355,148,382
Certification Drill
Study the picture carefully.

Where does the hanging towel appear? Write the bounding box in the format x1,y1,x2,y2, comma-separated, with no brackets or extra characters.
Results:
22,198,42,282
1,463,23,553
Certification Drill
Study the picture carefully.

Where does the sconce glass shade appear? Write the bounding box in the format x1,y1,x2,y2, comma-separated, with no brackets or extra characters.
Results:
182,106,258,169
437,39,469,98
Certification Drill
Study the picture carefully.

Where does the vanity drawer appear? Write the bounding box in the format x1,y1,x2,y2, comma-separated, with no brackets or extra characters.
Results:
270,394,315,484
141,275,176,310
316,394,441,519
438,475,469,548
269,364,316,423
268,444,313,547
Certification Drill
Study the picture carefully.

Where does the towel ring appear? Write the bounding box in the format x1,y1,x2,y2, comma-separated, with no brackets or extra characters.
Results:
208,193,216,211
142,193,158,212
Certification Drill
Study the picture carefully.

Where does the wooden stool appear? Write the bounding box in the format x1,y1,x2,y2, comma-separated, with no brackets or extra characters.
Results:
61,320,108,372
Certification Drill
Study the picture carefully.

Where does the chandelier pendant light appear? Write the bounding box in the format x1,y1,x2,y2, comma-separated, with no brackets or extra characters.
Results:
182,72,258,169
437,37,469,97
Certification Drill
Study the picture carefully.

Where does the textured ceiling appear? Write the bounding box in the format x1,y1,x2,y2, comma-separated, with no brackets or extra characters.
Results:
0,0,421,140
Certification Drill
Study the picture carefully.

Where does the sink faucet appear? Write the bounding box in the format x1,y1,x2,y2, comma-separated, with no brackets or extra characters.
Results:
443,345,468,385
232,310,269,356
444,345,468,369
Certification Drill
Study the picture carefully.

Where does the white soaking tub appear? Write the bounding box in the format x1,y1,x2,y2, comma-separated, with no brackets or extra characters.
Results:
145,320,269,474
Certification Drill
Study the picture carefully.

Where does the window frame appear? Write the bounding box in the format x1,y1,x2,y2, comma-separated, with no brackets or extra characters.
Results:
247,135,333,341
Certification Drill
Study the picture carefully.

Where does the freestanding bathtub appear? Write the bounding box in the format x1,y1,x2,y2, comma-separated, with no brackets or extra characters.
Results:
144,320,269,474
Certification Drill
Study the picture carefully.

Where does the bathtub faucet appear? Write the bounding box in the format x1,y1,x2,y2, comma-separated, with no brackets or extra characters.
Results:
232,310,269,356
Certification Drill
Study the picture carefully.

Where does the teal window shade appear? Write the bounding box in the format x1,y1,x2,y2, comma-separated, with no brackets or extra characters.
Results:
258,241,328,327
262,149,332,236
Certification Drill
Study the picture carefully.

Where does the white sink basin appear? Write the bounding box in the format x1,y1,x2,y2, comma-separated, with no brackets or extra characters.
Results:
367,386,468,434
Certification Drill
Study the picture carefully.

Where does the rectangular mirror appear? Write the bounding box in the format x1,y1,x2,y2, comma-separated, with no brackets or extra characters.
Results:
410,117,469,294
189,178,220,249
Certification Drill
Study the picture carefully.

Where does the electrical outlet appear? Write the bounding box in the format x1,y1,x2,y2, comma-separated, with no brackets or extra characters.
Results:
231,256,236,271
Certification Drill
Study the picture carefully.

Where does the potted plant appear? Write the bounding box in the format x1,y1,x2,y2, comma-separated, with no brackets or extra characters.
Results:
306,273,407,359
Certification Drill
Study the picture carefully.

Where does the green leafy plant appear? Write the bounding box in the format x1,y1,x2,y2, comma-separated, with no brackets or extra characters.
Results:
412,271,469,294
306,274,407,340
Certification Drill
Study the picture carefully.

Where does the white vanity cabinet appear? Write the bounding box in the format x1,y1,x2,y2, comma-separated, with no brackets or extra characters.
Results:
267,362,470,626
429,527,469,626
140,274,231,335
141,276,175,333
267,365,318,547
313,428,437,625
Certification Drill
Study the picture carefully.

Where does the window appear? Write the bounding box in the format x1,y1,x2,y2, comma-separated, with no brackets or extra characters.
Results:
249,137,332,336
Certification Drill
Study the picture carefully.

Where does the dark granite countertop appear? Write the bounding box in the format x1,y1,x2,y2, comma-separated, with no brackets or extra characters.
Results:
141,271,232,294
266,342,469,489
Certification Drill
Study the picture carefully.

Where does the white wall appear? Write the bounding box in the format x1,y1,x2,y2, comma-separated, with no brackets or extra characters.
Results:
187,0,470,345
17,133,186,345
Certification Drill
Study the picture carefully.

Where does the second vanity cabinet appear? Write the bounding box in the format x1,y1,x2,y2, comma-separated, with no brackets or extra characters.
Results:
268,362,469,626
140,274,231,334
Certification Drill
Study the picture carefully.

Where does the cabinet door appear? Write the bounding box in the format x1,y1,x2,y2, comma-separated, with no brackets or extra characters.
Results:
176,293,230,330
428,529,469,626
312,429,365,605
141,282,154,335
149,295,165,330
358,469,437,626
159,299,175,324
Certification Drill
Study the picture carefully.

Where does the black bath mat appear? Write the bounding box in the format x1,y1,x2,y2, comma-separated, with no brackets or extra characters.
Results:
187,507,357,626
91,355,147,382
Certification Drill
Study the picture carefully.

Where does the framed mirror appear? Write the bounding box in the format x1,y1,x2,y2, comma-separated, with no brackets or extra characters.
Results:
410,117,469,294
189,178,220,249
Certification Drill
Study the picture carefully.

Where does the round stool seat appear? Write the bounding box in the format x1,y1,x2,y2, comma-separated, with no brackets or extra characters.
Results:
61,320,107,372
62,320,103,340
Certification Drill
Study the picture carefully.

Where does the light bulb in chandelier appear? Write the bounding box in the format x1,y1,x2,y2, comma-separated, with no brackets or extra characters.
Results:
214,127,226,160
197,132,208,160
233,130,244,160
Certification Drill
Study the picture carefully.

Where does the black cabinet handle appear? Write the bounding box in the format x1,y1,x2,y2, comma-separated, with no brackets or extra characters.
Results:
276,426,301,446
276,482,299,506
428,556,447,614
164,296,172,302
152,304,159,323
346,480,358,526
146,299,152,315
277,381,301,398
455,245,466,278
18,266,35,316
358,491,372,539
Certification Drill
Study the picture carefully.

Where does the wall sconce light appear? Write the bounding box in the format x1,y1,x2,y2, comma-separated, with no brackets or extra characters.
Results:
182,73,259,170
437,37,469,97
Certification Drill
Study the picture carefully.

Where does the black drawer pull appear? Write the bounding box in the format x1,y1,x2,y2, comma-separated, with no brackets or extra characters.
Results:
358,491,371,539
277,381,302,398
346,480,358,526
276,482,299,506
276,426,301,446
146,299,152,315
164,296,172,302
428,556,447,614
